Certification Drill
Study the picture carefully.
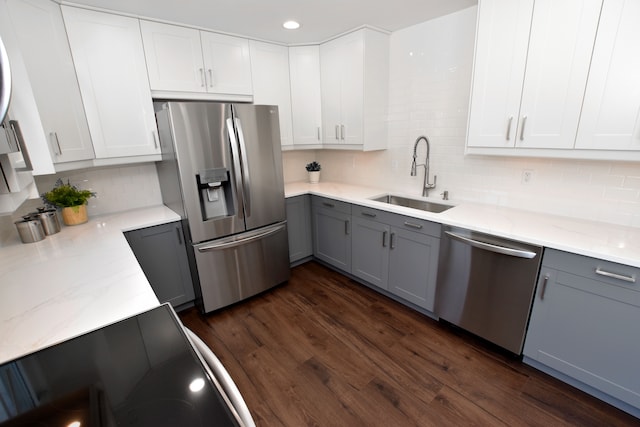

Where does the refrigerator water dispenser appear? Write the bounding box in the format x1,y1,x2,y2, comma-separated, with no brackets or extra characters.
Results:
197,168,234,220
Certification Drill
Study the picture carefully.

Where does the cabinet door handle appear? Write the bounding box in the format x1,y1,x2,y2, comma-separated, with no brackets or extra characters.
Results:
390,232,395,249
175,226,183,245
50,132,62,155
340,124,345,140
519,116,527,141
208,69,214,87
540,275,549,300
361,211,376,218
317,126,321,140
335,125,340,140
506,116,513,141
152,130,159,149
382,230,387,247
199,68,205,87
595,267,636,283
403,221,423,230
345,219,350,235
322,202,335,208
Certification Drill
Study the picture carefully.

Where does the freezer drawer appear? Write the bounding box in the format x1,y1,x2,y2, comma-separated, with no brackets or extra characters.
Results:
193,221,290,313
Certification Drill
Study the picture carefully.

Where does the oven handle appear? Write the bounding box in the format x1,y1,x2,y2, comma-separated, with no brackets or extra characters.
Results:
185,328,256,427
445,231,537,259
197,223,285,252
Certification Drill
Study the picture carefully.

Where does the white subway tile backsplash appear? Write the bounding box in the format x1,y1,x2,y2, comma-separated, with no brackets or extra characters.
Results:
304,6,640,227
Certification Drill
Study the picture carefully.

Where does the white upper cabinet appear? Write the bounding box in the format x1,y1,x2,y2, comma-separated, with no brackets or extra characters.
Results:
320,29,388,151
249,40,293,147
467,0,602,153
62,6,160,159
141,20,252,99
289,45,322,147
576,0,640,151
6,0,94,164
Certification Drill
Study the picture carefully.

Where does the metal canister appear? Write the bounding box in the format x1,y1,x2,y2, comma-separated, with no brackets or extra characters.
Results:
35,207,61,235
14,218,45,243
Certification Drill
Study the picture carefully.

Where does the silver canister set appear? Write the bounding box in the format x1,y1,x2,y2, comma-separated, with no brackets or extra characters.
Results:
14,208,61,243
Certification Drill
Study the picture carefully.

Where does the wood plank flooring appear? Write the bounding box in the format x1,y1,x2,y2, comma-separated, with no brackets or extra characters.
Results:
180,261,640,426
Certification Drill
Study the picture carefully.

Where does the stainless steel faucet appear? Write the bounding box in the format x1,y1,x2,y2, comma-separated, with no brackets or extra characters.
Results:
410,135,436,197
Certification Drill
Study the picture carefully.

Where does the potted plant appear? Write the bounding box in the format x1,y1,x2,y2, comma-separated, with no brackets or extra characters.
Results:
305,161,321,184
41,179,96,226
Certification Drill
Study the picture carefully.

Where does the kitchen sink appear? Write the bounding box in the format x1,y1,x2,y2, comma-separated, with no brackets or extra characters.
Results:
369,194,453,213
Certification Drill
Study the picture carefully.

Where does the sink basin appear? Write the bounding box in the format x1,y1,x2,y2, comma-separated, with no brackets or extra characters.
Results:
370,194,453,213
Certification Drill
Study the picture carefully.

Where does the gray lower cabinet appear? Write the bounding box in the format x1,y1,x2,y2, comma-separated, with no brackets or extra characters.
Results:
285,195,313,263
523,248,640,416
351,205,440,312
311,196,352,271
124,221,195,309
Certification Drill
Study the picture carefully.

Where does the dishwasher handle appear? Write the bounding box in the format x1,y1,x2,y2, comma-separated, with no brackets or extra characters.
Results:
445,231,537,259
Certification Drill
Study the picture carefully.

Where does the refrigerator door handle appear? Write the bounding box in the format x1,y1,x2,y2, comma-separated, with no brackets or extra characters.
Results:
197,223,286,252
234,118,251,217
226,117,246,216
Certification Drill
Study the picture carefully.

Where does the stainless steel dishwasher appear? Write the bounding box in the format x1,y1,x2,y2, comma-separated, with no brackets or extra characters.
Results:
435,226,542,354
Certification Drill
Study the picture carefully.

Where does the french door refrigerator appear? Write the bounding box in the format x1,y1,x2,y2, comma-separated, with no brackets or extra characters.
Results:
155,101,289,313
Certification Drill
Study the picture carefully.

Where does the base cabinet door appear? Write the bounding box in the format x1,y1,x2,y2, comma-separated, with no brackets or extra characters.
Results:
125,221,194,309
351,216,389,289
524,249,640,413
285,195,312,263
387,227,439,312
312,198,351,272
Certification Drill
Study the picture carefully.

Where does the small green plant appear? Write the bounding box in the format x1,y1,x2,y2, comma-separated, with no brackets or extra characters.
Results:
305,161,321,172
41,178,96,208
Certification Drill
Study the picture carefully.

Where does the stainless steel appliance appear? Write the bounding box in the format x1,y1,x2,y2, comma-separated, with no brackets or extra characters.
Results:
0,304,252,426
155,101,289,313
435,226,542,354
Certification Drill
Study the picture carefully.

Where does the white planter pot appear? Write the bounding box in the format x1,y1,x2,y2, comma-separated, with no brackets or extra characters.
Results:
308,171,320,184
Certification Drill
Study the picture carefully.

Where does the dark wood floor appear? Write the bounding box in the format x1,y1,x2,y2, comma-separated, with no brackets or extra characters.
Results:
180,261,639,426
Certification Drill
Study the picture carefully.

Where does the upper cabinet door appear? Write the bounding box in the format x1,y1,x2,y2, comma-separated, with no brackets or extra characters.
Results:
320,37,344,144
337,31,364,146
576,0,640,151
289,45,322,146
516,0,602,149
201,32,252,95
249,40,293,147
467,0,534,148
140,20,205,92
62,6,159,158
6,0,94,163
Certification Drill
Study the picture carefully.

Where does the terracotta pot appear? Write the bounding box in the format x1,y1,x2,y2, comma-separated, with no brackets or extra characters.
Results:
61,205,88,226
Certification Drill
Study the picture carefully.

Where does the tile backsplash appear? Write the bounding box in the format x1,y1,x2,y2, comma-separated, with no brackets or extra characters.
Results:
293,6,640,228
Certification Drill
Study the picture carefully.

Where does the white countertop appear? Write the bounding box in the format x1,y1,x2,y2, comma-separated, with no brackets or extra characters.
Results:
285,182,640,269
0,205,180,365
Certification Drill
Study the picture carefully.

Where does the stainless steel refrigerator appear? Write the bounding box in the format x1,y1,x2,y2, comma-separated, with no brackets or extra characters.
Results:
155,101,290,313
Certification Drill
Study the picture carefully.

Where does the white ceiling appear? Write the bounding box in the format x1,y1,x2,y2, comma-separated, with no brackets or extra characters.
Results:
64,0,478,44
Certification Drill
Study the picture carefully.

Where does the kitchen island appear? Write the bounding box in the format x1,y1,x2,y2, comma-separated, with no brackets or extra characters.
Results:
0,205,180,364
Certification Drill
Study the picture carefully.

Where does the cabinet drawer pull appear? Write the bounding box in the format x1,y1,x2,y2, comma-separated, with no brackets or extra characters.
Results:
382,230,387,247
390,232,395,249
361,211,376,218
345,219,350,235
540,275,549,300
175,226,182,245
519,116,527,141
322,202,335,208
506,116,513,141
595,267,636,283
403,221,422,229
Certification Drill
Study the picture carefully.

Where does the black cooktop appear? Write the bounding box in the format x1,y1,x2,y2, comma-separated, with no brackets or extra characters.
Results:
0,304,240,426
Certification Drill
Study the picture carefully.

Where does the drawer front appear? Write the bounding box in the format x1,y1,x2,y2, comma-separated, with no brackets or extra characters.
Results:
352,204,395,224
542,248,639,296
386,212,441,238
312,196,351,214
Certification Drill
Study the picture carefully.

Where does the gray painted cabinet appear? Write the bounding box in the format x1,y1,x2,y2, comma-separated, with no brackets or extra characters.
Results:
311,196,352,271
351,205,440,312
286,195,313,263
523,248,640,416
125,221,195,309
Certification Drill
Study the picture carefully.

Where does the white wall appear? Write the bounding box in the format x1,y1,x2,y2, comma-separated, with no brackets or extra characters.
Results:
298,6,640,228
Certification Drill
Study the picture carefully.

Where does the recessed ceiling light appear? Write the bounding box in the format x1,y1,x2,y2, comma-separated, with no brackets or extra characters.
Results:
283,20,300,30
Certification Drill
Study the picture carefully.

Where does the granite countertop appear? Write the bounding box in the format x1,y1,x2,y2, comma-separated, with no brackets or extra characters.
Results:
285,181,640,269
0,205,180,365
